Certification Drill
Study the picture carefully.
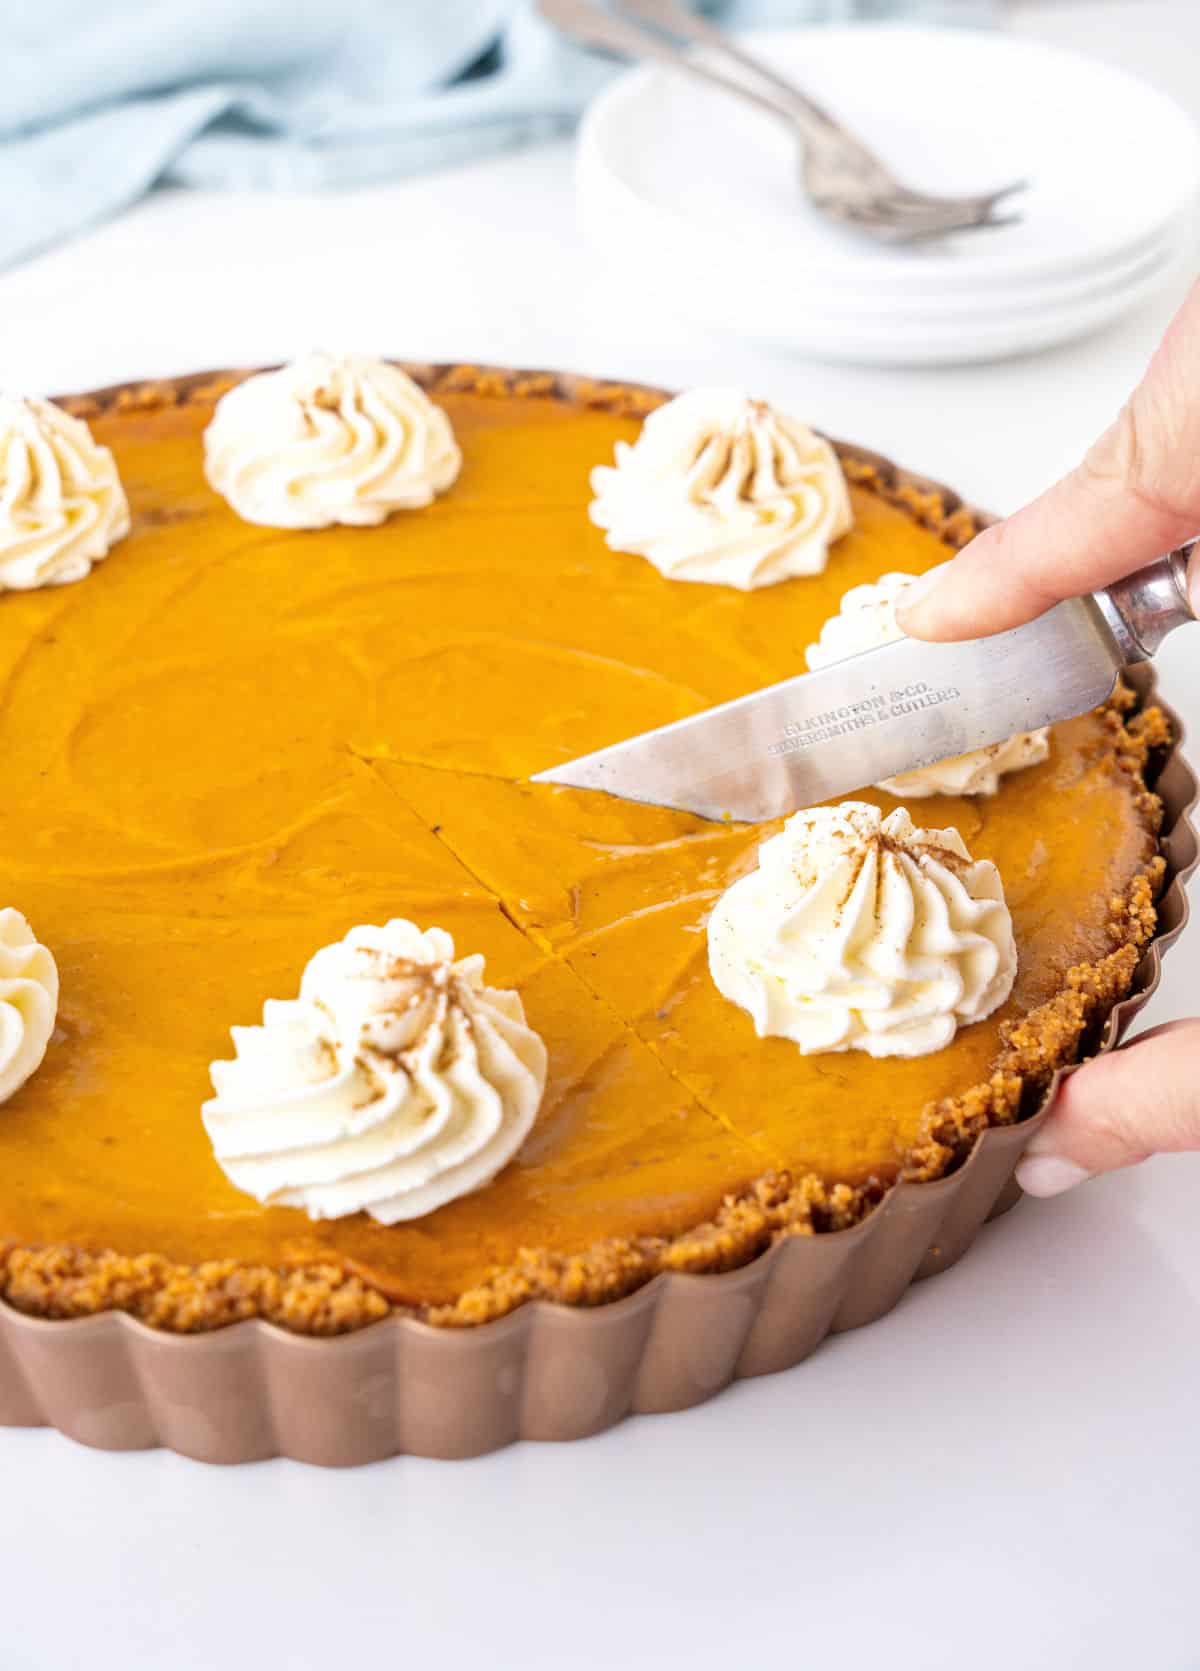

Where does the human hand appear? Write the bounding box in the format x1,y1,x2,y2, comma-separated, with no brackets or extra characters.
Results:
897,281,1200,643
896,279,1200,1200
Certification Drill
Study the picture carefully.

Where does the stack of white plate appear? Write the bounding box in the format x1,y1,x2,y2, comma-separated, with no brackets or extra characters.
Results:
578,25,1200,366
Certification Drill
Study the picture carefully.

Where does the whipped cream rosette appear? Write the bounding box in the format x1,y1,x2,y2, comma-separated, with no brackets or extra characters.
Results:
203,920,547,1223
708,803,1017,1059
0,909,59,1104
203,353,462,529
0,394,130,591
589,387,852,589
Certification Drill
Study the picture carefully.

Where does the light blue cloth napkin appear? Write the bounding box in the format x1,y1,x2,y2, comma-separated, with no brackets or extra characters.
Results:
1,0,990,272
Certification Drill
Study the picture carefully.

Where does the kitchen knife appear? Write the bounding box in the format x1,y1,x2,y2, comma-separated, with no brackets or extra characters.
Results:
532,546,1197,823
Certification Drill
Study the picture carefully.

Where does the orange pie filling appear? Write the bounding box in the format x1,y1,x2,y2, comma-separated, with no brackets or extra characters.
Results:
0,372,1165,1331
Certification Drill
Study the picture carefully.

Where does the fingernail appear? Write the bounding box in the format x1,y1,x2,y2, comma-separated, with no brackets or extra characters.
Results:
1015,1154,1093,1199
896,560,954,627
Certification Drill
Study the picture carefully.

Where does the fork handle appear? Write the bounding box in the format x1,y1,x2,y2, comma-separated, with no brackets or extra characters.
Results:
616,0,848,145
537,0,814,137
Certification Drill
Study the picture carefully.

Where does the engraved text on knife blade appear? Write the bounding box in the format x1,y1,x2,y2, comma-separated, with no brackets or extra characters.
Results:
766,680,962,757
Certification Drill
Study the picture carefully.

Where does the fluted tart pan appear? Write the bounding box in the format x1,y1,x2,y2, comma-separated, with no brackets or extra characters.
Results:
0,369,1195,1465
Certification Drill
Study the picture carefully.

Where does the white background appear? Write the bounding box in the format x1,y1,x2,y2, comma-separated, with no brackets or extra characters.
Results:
2,3,1199,1667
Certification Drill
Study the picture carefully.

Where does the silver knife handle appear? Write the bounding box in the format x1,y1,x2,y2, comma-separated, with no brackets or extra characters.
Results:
1092,541,1197,662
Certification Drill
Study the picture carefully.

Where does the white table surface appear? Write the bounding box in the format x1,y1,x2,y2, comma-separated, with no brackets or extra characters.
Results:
2,5,1199,1668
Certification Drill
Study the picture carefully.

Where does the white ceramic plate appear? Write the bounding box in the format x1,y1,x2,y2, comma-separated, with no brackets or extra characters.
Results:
578,23,1200,360
767,250,1184,366
581,163,1187,362
582,143,1179,321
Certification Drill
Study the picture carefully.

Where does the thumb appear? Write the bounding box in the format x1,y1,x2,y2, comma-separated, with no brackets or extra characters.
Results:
899,280,1200,642
1015,1020,1200,1198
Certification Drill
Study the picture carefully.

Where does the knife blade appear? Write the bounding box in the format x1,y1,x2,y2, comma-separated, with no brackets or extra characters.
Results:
531,549,1196,823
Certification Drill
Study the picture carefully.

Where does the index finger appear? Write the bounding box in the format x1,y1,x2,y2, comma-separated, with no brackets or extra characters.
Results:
899,280,1200,642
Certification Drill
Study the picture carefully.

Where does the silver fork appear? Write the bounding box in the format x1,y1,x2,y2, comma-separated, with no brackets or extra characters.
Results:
538,0,1025,244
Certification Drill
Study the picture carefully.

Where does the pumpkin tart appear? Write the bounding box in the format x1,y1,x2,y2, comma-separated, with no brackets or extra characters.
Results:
0,366,1166,1335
